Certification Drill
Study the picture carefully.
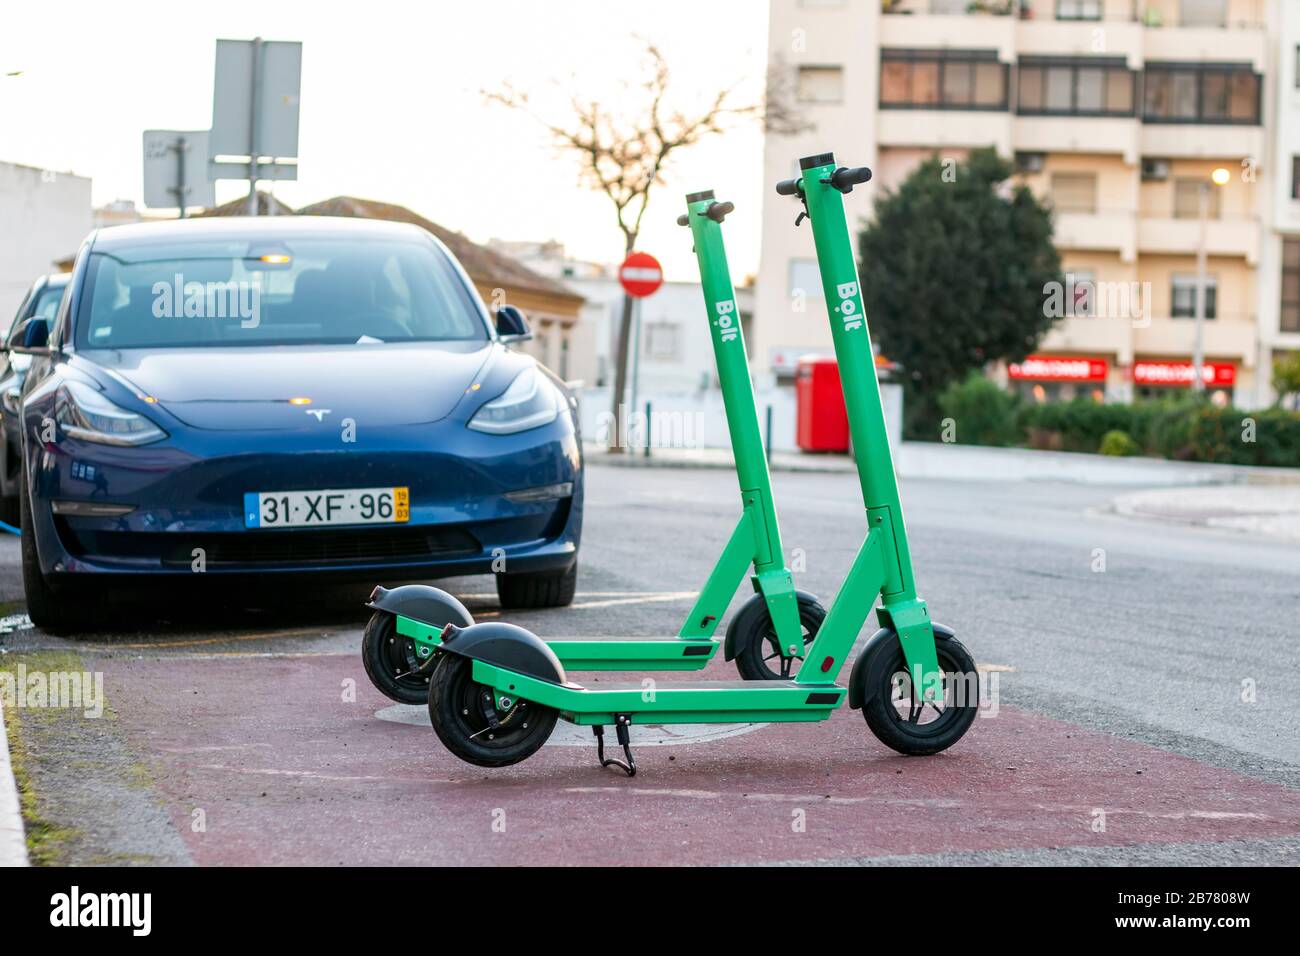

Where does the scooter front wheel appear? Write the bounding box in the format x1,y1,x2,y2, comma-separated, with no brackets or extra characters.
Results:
361,610,432,705
428,655,556,768
862,630,978,756
733,593,826,680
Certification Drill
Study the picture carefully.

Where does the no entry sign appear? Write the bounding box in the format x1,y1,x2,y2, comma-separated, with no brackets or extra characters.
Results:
619,251,664,298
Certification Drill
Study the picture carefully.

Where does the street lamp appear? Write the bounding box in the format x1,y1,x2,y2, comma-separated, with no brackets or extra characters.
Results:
1192,167,1232,393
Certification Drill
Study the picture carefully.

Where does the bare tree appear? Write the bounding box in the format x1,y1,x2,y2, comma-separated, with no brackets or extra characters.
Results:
486,41,769,451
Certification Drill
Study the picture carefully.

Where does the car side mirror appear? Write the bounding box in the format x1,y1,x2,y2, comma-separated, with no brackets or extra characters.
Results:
494,305,532,343
7,317,50,355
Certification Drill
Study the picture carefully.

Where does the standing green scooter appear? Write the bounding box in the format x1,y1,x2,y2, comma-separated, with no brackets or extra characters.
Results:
360,193,821,705
412,160,978,775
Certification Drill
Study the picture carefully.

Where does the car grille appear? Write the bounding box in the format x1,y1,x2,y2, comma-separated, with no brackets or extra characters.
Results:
58,522,481,567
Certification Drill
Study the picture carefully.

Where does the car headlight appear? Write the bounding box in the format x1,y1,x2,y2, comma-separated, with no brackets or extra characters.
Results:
467,367,560,434
55,380,167,446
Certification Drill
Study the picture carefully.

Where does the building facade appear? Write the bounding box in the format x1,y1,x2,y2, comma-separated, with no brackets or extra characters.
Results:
0,161,92,321
758,0,1283,407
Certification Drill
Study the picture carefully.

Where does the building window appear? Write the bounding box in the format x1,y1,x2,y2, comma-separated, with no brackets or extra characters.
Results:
1282,240,1300,333
797,65,844,104
644,322,682,361
788,259,824,299
1017,57,1133,116
880,49,1007,110
1179,0,1226,28
1050,172,1098,214
1292,157,1300,200
1296,46,1300,88
1143,64,1260,124
1173,178,1221,219
1057,0,1102,20
1172,275,1218,319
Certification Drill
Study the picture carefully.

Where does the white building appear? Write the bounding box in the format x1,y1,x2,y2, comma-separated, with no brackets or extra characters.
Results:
0,161,92,320
756,0,1280,408
1259,0,1300,395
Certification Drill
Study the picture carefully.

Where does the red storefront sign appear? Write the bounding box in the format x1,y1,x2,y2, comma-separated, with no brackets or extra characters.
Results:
1132,361,1236,387
1007,355,1108,382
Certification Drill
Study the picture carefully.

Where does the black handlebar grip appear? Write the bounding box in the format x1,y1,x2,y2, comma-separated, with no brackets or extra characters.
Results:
829,166,873,193
705,201,734,223
676,213,690,226
775,178,801,196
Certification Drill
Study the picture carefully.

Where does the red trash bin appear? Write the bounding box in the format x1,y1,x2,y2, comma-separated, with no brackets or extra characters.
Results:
795,356,849,453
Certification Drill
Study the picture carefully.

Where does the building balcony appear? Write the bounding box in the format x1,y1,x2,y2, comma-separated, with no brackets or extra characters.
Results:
1013,115,1138,162
880,3,1017,61
1039,315,1136,362
1015,17,1142,65
1053,209,1137,260
1138,124,1263,162
1132,315,1257,364
876,109,1013,152
1137,216,1259,263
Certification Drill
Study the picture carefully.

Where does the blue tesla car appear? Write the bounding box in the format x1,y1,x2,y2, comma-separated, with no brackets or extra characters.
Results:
7,217,582,632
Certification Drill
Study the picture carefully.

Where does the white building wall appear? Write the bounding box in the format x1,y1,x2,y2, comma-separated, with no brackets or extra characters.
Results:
0,162,92,321
1259,0,1300,400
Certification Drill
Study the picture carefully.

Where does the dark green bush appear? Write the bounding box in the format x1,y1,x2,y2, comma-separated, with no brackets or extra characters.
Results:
937,373,1022,446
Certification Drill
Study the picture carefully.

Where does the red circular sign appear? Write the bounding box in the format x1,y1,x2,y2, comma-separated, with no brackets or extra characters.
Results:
618,251,664,298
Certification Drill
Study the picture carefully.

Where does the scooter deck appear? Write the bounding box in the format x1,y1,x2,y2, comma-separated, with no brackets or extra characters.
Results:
472,660,845,725
396,614,719,671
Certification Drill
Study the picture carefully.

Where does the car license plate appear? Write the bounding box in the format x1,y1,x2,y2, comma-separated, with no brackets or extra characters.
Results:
244,487,410,528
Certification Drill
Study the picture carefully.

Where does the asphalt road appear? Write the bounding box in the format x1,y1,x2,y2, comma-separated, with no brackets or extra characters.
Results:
2,462,1298,865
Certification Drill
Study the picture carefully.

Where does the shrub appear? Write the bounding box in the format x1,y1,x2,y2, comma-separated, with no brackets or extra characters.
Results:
1099,429,1139,457
937,373,1022,446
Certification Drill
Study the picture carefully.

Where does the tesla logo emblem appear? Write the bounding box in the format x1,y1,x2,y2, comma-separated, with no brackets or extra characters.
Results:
305,408,332,421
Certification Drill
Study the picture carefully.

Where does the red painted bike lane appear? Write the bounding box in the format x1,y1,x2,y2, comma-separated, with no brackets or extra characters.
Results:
104,653,1300,866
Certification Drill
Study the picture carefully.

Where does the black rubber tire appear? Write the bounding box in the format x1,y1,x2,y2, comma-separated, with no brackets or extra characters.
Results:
20,474,104,634
360,610,433,704
734,593,826,681
495,562,577,609
427,654,557,768
862,631,978,756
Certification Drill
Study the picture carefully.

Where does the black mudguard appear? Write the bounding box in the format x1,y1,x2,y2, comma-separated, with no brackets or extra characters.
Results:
367,584,474,629
848,622,956,710
438,622,568,686
723,588,821,662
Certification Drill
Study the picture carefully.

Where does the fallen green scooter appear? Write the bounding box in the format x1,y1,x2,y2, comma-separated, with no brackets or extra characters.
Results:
361,192,821,704
412,160,978,774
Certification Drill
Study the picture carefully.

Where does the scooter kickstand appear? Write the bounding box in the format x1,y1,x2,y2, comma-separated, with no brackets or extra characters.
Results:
593,715,636,777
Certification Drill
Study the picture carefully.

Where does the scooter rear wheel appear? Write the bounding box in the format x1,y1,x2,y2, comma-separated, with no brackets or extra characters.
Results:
862,631,978,756
361,610,431,705
428,655,557,768
733,593,826,680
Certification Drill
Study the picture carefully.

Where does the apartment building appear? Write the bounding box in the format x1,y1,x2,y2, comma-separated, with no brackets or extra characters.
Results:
757,0,1279,407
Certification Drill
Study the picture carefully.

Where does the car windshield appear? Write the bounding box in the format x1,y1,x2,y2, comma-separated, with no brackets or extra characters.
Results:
75,236,487,349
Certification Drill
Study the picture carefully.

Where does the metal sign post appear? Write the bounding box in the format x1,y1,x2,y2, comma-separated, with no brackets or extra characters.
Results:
210,37,302,214
143,130,215,214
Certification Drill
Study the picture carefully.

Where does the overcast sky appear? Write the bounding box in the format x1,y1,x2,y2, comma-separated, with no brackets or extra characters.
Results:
0,0,770,280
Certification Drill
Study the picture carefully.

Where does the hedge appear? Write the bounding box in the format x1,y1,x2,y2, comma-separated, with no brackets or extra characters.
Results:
936,374,1300,467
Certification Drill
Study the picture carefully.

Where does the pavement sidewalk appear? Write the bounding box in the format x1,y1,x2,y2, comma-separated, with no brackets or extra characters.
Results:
1113,485,1300,543
586,440,1300,488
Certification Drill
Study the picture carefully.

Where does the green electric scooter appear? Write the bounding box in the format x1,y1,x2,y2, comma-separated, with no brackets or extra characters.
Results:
410,157,979,775
360,193,821,705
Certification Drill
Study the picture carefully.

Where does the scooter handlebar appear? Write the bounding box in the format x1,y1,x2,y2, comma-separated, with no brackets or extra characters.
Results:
829,166,872,193
775,177,801,196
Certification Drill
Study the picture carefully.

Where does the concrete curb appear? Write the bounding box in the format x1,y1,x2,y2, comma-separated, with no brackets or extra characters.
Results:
585,441,1300,487
0,698,29,866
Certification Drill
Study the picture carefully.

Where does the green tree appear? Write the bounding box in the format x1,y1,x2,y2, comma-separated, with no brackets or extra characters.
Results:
856,148,1063,436
1272,351,1300,409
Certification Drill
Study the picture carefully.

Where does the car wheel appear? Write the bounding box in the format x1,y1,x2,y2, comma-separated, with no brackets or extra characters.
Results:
0,494,18,527
20,474,103,634
495,562,577,609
